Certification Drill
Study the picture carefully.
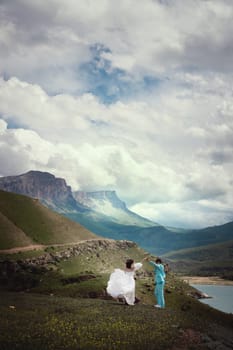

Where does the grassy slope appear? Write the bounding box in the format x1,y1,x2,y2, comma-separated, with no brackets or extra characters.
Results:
163,240,233,278
1,242,233,349
164,240,233,261
66,213,233,255
0,190,97,249
0,189,232,349
0,211,33,249
2,291,232,350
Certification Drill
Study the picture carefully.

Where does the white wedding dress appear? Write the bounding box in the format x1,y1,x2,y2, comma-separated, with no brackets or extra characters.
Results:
106,263,142,305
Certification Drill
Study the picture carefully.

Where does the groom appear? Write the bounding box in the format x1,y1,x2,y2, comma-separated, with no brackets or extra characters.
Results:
146,257,166,308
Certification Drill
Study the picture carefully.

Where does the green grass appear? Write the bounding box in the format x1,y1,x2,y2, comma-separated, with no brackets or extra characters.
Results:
59,245,147,275
0,211,33,249
163,240,233,279
1,233,233,349
163,240,233,261
0,249,46,261
0,292,179,350
0,190,97,248
0,279,232,350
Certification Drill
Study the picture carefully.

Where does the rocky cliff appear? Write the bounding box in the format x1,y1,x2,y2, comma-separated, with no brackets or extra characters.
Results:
0,171,87,213
73,190,155,226
0,239,137,275
0,171,155,227
73,190,127,210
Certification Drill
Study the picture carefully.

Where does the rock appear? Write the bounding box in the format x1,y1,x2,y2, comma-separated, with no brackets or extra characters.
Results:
0,170,84,212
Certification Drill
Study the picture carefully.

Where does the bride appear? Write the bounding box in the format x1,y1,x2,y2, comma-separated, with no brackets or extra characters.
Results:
106,258,146,305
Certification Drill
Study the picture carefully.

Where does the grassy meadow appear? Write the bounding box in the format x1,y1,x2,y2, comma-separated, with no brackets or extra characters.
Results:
164,240,233,280
0,291,215,350
0,189,233,349
1,242,233,350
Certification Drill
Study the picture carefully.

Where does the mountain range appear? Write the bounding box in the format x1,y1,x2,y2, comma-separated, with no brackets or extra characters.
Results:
1,172,232,350
1,170,233,256
1,176,232,350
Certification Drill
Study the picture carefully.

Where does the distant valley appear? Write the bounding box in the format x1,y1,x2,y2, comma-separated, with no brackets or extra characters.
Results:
0,170,233,278
0,172,233,350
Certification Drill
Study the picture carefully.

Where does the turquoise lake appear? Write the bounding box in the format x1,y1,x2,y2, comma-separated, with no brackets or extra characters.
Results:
191,284,233,314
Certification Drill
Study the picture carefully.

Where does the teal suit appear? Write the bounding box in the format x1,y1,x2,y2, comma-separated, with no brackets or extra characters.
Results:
149,261,166,308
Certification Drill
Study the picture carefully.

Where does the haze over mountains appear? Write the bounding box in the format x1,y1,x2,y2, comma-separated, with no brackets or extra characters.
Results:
1,170,233,256
0,170,156,226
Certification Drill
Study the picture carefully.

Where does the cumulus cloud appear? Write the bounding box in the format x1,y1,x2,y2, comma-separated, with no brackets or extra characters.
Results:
1,0,233,93
0,0,233,227
130,199,233,229
1,73,233,228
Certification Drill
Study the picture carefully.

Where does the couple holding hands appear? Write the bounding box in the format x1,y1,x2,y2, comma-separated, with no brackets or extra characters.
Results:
107,256,166,308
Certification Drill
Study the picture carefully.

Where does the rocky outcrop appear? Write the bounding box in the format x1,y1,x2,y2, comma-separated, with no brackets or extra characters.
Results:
73,190,156,227
0,239,137,276
0,171,87,212
188,290,212,299
73,190,127,210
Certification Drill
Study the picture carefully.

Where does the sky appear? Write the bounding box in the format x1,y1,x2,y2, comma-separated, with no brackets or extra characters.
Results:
0,0,233,229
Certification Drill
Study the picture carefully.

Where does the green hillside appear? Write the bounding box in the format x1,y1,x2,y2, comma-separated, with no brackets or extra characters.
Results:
66,213,178,254
0,239,233,350
0,211,34,249
0,190,97,249
0,188,233,348
163,240,233,279
66,213,233,255
1,170,233,255
164,240,233,261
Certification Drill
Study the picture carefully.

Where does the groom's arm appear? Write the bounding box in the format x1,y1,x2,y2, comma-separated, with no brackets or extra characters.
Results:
148,260,157,267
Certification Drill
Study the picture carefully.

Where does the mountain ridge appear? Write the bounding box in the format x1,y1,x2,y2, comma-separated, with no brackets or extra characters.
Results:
0,171,89,213
0,170,156,227
73,189,156,227
1,170,233,256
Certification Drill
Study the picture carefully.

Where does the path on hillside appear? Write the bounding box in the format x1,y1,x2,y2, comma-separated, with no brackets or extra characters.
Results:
0,238,117,254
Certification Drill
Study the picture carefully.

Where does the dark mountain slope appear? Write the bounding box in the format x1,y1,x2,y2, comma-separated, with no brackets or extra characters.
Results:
0,190,97,249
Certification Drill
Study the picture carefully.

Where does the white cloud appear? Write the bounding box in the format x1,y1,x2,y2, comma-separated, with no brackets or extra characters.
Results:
1,0,233,93
130,199,233,229
0,1,233,227
0,75,233,225
0,119,7,134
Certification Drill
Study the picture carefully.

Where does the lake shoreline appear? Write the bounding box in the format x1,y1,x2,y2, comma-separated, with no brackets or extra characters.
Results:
179,276,233,286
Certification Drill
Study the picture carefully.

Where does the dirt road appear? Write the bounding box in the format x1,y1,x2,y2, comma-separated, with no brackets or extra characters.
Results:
0,238,115,254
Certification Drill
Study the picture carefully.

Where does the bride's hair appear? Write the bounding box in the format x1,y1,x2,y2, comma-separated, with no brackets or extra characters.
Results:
126,259,134,268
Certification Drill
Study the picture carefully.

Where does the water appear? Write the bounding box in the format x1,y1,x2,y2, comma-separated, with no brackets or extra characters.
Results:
191,284,233,314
